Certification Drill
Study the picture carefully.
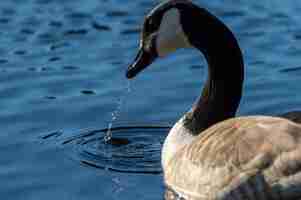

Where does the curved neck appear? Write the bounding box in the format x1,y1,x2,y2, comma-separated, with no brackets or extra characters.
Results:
182,10,244,134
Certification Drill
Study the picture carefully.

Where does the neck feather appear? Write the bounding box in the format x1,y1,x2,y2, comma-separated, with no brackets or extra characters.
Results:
182,9,244,134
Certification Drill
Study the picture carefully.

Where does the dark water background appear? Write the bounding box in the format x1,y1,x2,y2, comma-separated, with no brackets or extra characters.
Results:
1,0,301,199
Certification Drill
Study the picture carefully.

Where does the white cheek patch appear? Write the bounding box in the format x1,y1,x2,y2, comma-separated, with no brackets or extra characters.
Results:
156,8,191,57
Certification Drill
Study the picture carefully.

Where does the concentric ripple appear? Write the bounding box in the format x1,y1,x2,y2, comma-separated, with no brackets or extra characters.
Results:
62,125,171,174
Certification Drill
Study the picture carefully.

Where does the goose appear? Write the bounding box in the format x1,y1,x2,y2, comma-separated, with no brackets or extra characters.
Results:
126,0,301,199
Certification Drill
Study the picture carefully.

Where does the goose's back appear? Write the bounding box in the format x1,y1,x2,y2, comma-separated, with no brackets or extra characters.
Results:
280,111,301,124
164,116,301,200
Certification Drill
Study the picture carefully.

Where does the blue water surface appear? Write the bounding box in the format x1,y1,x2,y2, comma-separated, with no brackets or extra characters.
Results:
1,0,301,199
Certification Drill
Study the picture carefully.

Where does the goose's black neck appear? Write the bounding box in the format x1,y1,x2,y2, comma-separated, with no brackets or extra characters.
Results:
181,6,244,134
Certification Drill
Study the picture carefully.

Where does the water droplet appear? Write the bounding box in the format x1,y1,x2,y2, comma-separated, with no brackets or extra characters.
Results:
103,81,132,143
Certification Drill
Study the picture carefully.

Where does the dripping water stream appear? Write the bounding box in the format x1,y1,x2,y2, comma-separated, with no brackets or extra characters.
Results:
104,81,131,143
101,81,132,170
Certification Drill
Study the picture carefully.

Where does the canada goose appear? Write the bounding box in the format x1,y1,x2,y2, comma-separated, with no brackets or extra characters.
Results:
126,0,301,199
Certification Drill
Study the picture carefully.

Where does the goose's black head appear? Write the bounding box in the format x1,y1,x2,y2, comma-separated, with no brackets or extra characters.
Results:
126,0,236,79
126,0,204,79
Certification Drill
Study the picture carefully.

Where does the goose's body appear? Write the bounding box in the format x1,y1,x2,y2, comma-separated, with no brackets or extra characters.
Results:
164,116,301,199
126,0,301,199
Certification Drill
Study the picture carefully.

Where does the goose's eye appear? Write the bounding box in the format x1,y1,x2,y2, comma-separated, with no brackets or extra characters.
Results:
146,17,157,34
144,33,156,52
148,18,154,29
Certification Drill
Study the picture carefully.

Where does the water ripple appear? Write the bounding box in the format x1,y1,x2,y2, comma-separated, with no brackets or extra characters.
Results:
279,66,301,73
61,126,170,174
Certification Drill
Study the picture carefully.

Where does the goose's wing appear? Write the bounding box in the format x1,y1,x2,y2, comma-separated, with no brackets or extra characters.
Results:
164,116,301,200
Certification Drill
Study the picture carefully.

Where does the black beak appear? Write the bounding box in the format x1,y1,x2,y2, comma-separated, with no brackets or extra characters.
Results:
126,47,157,79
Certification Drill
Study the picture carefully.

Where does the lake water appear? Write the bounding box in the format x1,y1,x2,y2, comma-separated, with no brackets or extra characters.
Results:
1,0,301,199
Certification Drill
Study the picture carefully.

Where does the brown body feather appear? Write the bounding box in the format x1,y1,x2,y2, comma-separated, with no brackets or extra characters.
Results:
164,116,301,199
